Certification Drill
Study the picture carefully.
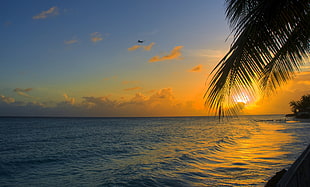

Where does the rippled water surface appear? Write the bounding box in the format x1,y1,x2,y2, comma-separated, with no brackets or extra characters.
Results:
1,115,310,186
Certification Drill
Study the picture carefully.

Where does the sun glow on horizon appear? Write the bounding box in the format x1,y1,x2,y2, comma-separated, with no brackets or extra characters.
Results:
233,93,251,104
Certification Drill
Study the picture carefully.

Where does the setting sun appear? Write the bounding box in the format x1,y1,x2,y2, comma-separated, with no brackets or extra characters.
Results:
1,1,309,187
0,0,309,117
233,93,250,104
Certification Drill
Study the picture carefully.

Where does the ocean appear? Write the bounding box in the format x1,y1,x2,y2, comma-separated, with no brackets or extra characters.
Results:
0,115,309,186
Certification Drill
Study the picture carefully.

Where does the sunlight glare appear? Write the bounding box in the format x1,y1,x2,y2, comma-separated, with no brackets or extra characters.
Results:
233,93,250,104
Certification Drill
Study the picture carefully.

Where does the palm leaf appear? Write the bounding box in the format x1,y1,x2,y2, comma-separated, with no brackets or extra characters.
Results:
205,0,309,116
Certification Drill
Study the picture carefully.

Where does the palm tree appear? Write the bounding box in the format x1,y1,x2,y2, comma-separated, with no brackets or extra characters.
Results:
290,94,310,114
205,0,309,116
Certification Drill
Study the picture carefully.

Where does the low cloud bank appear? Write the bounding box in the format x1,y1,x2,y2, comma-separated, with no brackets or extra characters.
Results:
0,88,204,117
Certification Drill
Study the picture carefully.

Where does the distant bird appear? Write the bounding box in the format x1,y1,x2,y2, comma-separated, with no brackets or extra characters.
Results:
137,40,144,43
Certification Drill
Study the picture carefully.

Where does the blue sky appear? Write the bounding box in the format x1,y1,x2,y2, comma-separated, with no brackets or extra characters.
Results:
1,0,228,89
1,0,307,116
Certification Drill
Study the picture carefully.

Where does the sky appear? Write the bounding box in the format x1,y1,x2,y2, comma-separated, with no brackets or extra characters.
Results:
1,0,309,117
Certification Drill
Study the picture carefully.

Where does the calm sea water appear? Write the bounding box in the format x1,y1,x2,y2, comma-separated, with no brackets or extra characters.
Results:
0,115,310,186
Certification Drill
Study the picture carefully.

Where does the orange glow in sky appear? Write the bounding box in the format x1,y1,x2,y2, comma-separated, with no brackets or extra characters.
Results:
233,93,251,104
0,1,309,117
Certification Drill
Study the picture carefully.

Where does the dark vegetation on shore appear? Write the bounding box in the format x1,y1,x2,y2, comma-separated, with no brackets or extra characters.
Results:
286,94,310,119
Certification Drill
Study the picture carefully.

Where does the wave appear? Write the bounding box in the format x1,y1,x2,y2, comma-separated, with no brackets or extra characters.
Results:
0,115,309,186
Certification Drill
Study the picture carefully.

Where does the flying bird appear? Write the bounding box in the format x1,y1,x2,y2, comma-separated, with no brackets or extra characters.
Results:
137,40,144,43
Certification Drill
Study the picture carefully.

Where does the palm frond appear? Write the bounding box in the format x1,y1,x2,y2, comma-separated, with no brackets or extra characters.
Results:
205,0,310,116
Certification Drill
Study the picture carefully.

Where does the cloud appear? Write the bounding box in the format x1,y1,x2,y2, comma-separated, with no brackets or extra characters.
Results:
149,88,175,101
90,32,103,43
123,87,142,91
3,21,12,27
122,81,139,85
64,39,78,45
128,42,155,51
0,88,206,117
188,49,227,59
0,95,15,104
102,76,117,82
32,6,59,19
130,93,148,103
145,89,156,94
117,88,176,111
297,71,310,76
297,81,310,85
242,70,310,115
142,42,155,51
63,94,75,105
13,88,33,98
149,46,184,63
301,65,310,72
189,64,203,72
293,71,310,86
128,45,141,51
82,96,117,109
14,88,32,92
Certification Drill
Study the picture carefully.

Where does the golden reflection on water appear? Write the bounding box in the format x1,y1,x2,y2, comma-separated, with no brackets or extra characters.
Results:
109,118,295,186
199,121,294,186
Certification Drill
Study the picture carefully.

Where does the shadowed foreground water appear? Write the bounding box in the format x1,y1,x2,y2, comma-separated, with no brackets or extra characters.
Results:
0,115,309,186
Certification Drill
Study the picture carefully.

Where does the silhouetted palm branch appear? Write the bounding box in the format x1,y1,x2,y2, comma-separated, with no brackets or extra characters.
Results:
205,0,309,116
